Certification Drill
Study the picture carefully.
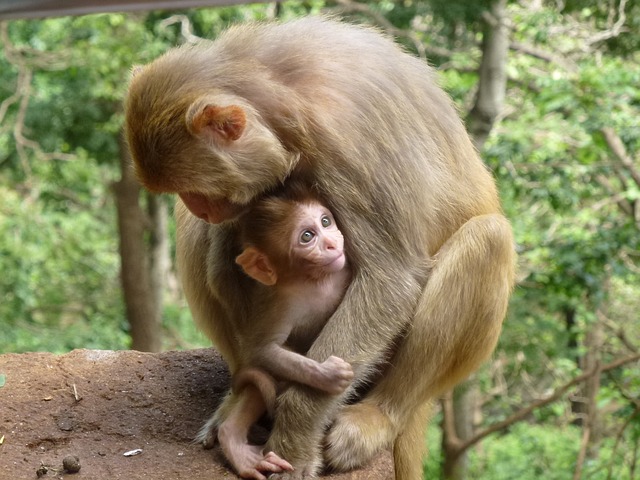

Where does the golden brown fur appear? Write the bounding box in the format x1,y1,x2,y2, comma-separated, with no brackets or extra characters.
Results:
125,17,515,479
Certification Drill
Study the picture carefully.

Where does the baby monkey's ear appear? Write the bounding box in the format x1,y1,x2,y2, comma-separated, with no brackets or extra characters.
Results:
235,247,277,286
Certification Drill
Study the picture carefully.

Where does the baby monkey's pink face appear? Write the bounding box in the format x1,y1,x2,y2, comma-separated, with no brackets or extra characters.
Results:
291,203,346,275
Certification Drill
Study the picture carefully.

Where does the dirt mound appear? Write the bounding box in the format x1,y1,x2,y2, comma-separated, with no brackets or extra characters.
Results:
0,349,392,479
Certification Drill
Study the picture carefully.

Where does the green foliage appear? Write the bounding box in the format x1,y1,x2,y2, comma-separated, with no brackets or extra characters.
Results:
0,12,199,352
0,160,127,353
429,0,493,26
422,417,443,478
471,422,640,480
161,302,209,351
468,423,580,480
425,421,640,480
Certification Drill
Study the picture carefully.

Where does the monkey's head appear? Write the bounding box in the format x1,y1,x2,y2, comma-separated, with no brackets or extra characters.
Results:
124,47,298,223
236,199,346,286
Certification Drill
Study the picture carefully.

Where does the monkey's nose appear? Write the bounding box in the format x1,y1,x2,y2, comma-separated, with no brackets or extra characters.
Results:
324,239,337,250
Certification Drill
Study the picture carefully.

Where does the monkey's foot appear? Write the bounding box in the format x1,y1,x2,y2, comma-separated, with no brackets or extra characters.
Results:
218,425,293,480
324,402,396,471
224,445,292,480
228,447,293,480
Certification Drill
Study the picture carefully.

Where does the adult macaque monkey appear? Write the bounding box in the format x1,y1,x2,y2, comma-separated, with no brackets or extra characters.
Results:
125,16,515,480
216,190,353,479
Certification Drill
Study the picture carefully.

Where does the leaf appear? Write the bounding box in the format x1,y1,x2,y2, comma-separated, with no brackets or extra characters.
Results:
0,374,5,387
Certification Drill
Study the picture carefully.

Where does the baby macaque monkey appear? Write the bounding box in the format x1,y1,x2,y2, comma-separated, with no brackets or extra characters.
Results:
215,191,353,479
236,193,353,392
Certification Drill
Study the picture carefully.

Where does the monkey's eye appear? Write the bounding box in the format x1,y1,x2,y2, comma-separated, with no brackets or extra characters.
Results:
321,215,332,228
300,230,315,244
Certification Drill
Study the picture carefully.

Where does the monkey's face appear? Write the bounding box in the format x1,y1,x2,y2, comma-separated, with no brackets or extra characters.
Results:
290,203,346,278
125,61,298,224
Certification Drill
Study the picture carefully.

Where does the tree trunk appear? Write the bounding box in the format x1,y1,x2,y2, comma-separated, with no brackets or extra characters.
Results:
565,307,586,422
574,315,604,480
113,135,162,352
147,194,179,305
467,0,510,150
441,393,461,480
442,382,479,480
441,1,510,477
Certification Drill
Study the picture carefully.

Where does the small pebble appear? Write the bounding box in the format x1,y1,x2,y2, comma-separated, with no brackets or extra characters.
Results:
63,455,81,473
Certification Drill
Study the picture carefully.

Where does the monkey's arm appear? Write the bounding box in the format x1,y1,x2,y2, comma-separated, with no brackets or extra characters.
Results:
255,342,353,395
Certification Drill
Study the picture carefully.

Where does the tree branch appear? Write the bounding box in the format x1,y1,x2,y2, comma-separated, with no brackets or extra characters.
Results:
586,0,628,47
457,352,640,452
0,21,71,69
0,20,78,188
601,313,638,354
158,14,201,44
594,174,634,217
509,40,578,72
601,127,640,189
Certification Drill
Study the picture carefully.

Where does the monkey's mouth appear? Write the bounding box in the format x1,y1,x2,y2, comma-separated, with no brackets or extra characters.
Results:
323,253,346,271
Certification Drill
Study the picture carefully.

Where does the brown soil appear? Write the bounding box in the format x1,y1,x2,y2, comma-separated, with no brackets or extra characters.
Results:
0,349,392,479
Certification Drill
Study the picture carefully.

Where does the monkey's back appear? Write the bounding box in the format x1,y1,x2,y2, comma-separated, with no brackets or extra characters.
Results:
135,17,501,258
211,17,500,255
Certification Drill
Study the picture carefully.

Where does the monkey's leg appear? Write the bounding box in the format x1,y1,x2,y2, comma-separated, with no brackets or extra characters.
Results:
218,384,294,480
392,401,433,479
325,213,515,477
266,387,335,478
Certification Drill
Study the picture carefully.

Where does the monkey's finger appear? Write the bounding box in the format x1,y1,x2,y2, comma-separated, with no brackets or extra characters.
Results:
261,459,294,472
261,452,294,471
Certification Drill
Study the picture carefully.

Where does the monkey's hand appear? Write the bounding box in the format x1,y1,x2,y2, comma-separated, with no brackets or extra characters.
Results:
316,356,354,395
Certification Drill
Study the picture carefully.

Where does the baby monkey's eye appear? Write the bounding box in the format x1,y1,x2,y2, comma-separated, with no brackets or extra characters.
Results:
321,215,332,228
300,230,315,244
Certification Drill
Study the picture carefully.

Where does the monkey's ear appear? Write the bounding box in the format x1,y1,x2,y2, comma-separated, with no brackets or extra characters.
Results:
236,247,277,286
187,104,247,142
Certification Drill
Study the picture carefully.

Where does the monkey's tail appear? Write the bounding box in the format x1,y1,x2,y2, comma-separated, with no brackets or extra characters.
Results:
232,367,277,416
